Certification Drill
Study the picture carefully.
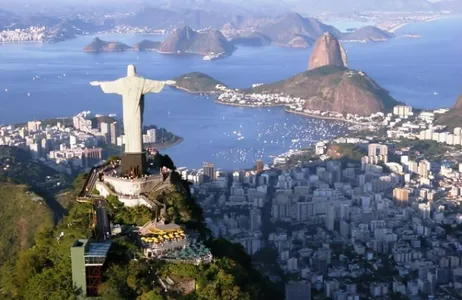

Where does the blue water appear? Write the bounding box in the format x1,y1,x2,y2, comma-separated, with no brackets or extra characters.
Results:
0,17,461,169
325,20,375,31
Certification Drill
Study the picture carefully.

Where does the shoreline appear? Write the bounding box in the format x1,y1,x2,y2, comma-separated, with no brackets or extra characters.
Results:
214,100,372,125
388,15,451,33
173,86,218,95
284,109,372,125
214,100,285,108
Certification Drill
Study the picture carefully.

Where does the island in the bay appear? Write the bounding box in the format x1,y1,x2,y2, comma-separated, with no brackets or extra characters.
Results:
172,32,400,118
84,26,236,60
83,37,131,52
158,26,236,60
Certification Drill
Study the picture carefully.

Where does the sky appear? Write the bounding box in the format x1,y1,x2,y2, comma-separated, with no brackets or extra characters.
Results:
1,0,460,12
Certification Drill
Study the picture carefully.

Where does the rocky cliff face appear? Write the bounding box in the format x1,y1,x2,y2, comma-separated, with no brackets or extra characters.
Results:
454,95,462,109
308,32,347,71
159,26,235,56
251,65,399,115
83,37,130,52
435,94,462,130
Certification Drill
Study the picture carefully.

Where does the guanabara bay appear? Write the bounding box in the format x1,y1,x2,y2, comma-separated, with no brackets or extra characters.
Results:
1,1,462,300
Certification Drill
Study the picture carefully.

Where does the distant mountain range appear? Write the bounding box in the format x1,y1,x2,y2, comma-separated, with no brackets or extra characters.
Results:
222,12,394,48
117,6,236,30
288,0,454,13
1,7,400,47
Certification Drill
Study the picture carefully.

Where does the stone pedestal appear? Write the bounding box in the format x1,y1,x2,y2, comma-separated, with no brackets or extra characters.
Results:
121,152,147,177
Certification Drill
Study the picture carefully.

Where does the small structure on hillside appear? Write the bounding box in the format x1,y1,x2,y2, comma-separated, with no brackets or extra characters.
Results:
71,239,112,297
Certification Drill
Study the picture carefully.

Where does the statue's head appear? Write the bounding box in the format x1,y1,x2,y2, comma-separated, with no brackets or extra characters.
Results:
127,65,136,77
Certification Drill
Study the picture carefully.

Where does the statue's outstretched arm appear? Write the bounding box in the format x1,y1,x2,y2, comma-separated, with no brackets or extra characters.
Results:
90,79,124,95
143,79,169,94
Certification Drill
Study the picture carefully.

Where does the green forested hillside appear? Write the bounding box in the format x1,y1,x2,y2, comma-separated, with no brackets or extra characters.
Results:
0,184,54,264
0,153,282,300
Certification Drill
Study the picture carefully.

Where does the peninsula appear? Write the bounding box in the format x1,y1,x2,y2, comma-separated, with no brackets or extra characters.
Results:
172,33,399,117
341,26,394,42
172,72,225,94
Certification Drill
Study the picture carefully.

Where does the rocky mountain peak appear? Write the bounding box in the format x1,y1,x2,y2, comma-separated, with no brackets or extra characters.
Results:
308,32,347,71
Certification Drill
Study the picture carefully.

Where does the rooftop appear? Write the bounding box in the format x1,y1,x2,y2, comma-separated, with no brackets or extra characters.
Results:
86,240,112,258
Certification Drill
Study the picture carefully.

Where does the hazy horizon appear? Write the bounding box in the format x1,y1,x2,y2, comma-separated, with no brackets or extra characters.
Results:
1,0,461,14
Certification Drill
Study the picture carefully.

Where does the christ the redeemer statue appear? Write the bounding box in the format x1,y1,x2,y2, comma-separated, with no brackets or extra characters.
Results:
90,64,175,176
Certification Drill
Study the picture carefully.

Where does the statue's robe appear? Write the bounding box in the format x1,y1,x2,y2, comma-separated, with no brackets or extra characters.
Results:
98,77,165,153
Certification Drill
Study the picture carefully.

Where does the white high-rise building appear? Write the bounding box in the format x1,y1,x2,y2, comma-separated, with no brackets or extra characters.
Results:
69,135,77,148
315,142,325,155
326,203,335,231
393,105,413,118
27,121,42,133
100,122,110,143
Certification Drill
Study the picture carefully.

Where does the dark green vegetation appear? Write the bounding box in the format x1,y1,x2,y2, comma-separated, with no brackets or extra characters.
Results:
285,149,316,167
0,146,70,190
132,40,161,51
174,72,224,94
0,146,76,296
327,143,366,162
394,139,451,160
100,239,278,300
252,65,400,115
0,151,281,300
0,201,93,300
0,184,53,267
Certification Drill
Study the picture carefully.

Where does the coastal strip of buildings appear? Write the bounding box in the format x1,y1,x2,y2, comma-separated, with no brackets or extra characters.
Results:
0,111,161,175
